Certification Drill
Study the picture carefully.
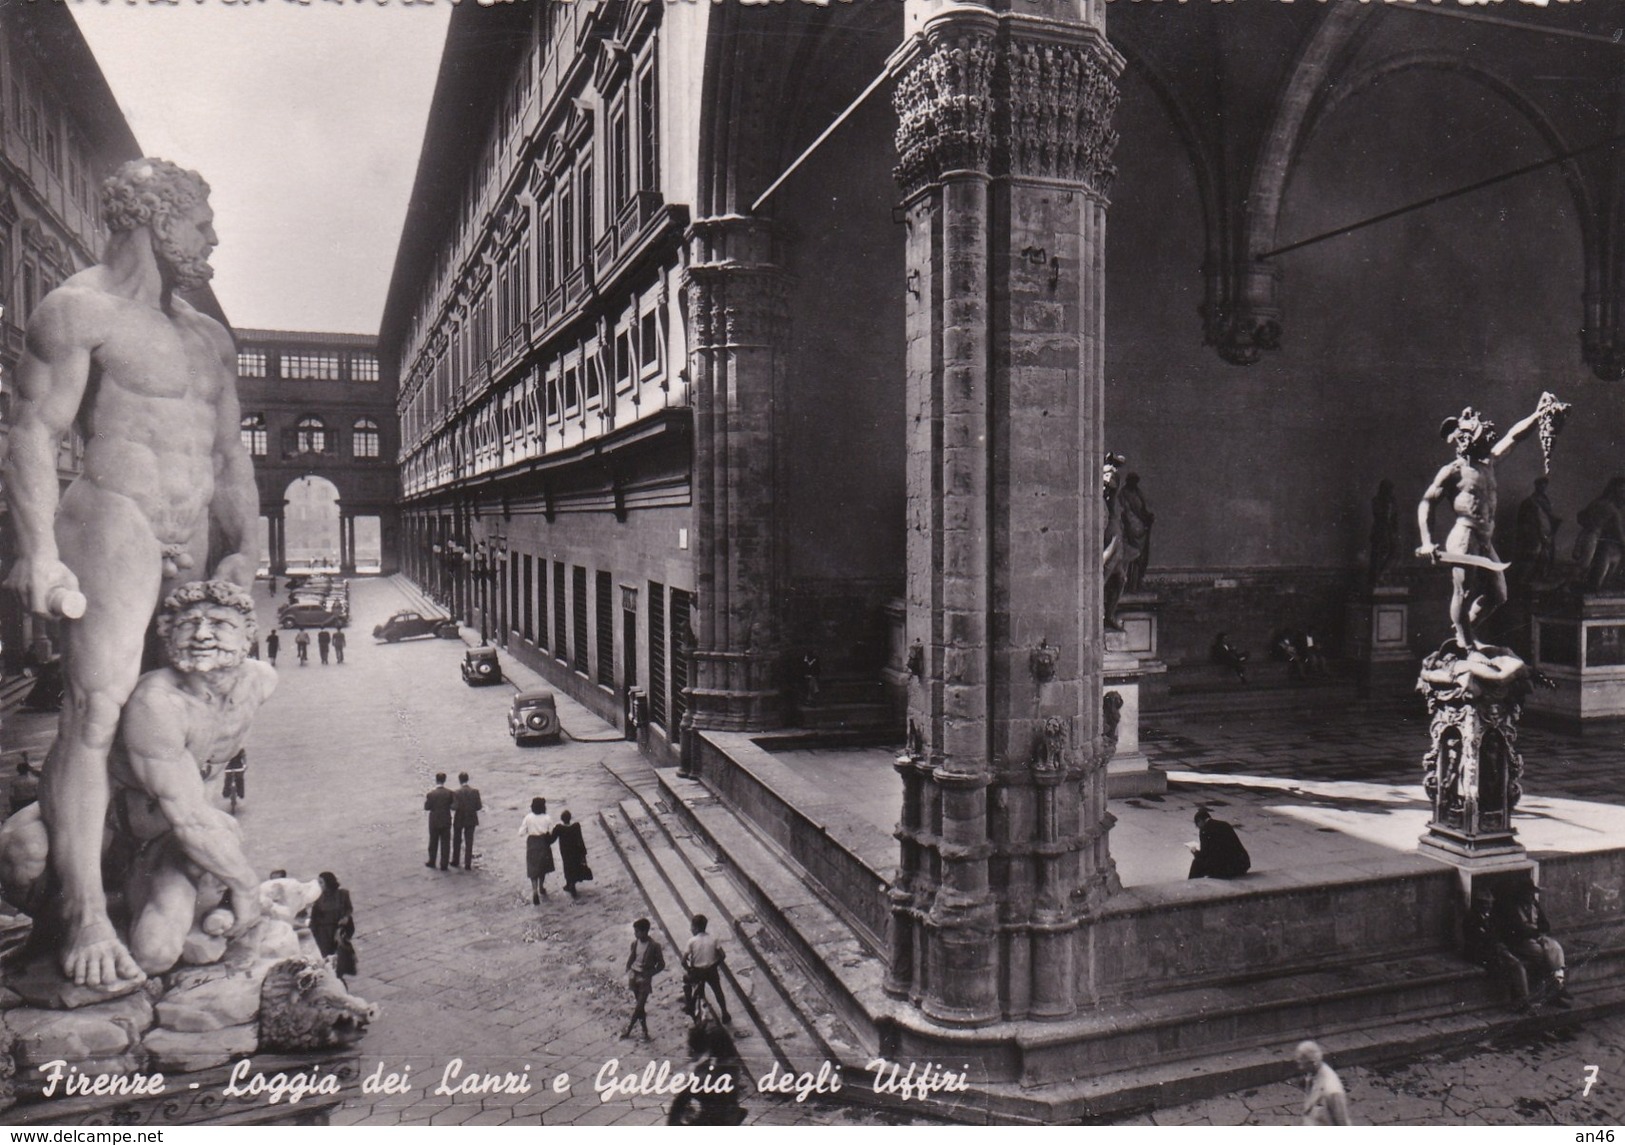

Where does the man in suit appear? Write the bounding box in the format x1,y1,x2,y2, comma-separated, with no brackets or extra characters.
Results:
451,771,482,869
1187,807,1251,879
317,629,331,665
424,772,454,870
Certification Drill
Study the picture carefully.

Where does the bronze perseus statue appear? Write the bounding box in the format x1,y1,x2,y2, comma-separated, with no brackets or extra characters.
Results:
1416,393,1567,650
2,159,258,988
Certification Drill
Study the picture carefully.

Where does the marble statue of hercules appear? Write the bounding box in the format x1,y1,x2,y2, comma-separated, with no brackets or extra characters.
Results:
1,159,258,988
1415,401,1546,651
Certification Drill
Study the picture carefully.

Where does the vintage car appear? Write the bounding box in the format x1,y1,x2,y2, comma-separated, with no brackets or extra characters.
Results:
373,610,459,643
278,602,348,630
508,688,560,744
461,647,504,686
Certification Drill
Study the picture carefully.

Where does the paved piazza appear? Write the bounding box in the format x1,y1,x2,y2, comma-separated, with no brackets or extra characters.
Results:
6,575,1624,1126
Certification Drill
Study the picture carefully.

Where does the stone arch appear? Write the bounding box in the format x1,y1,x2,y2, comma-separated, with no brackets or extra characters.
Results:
1299,53,1596,263
282,475,342,571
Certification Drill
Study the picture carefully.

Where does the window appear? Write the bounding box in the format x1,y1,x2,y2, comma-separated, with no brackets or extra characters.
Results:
553,561,567,659
540,207,555,295
238,350,267,378
563,362,580,414
350,353,379,382
638,62,659,192
537,558,550,651
580,158,594,251
522,555,534,641
296,416,327,454
559,185,574,276
648,581,666,727
572,565,589,675
616,329,633,394
283,352,341,381
670,588,691,727
353,418,381,459
640,310,660,378
239,414,268,457
596,571,614,687
610,101,630,213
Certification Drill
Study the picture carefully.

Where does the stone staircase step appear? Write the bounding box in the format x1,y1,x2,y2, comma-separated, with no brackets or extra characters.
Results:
624,780,873,1067
647,767,890,1045
598,798,833,1089
0,674,38,723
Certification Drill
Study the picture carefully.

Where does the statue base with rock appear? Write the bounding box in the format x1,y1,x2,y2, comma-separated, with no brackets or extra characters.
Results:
0,874,375,1120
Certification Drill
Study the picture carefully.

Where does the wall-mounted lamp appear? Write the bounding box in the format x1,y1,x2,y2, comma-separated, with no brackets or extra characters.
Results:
905,269,921,300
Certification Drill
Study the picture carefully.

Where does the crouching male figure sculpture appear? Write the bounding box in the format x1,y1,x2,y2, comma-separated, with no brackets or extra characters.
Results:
2,159,258,987
0,581,274,976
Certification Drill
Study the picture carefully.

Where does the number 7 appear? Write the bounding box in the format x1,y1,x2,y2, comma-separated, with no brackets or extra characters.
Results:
1584,1065,1600,1097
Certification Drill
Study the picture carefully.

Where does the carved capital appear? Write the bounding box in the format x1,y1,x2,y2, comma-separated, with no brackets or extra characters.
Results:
1003,39,1119,191
684,266,789,352
893,30,998,196
893,28,1120,197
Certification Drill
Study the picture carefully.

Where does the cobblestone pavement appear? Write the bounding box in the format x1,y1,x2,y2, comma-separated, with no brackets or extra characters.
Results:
6,583,1624,1127
9,577,898,1127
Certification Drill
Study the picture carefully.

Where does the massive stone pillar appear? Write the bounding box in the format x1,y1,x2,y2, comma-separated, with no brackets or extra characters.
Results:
682,217,788,742
888,0,1122,1025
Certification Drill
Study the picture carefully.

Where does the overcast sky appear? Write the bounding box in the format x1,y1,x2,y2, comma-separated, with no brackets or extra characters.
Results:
71,2,452,335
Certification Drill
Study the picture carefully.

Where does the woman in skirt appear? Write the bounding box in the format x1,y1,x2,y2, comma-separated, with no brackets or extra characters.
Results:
517,796,556,903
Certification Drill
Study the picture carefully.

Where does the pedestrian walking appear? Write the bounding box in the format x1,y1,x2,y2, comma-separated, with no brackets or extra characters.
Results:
309,871,356,983
682,913,733,1023
332,629,346,664
249,637,261,661
517,797,556,902
425,772,454,870
1295,1041,1351,1125
451,771,482,869
295,629,310,665
265,630,279,666
317,629,331,665
621,917,665,1041
554,810,593,897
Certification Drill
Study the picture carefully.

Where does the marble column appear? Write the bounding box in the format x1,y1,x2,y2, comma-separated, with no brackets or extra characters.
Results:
888,0,1122,1025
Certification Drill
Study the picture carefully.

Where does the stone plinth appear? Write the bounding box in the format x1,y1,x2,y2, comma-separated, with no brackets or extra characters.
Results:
1104,600,1166,797
1346,586,1413,695
1415,644,1530,874
1527,591,1625,727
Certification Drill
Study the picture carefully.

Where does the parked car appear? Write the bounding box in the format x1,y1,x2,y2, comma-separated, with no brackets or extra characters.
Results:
509,688,560,743
462,647,503,686
279,602,348,629
373,610,460,642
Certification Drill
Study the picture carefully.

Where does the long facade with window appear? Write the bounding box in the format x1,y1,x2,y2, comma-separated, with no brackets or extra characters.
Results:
0,5,230,674
234,328,397,576
384,1,698,754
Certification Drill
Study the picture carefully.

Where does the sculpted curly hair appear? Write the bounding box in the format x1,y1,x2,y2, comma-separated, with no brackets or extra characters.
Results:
155,579,257,642
100,159,210,235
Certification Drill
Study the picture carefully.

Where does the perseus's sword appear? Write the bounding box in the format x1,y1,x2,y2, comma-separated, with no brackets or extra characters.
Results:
1436,552,1512,573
